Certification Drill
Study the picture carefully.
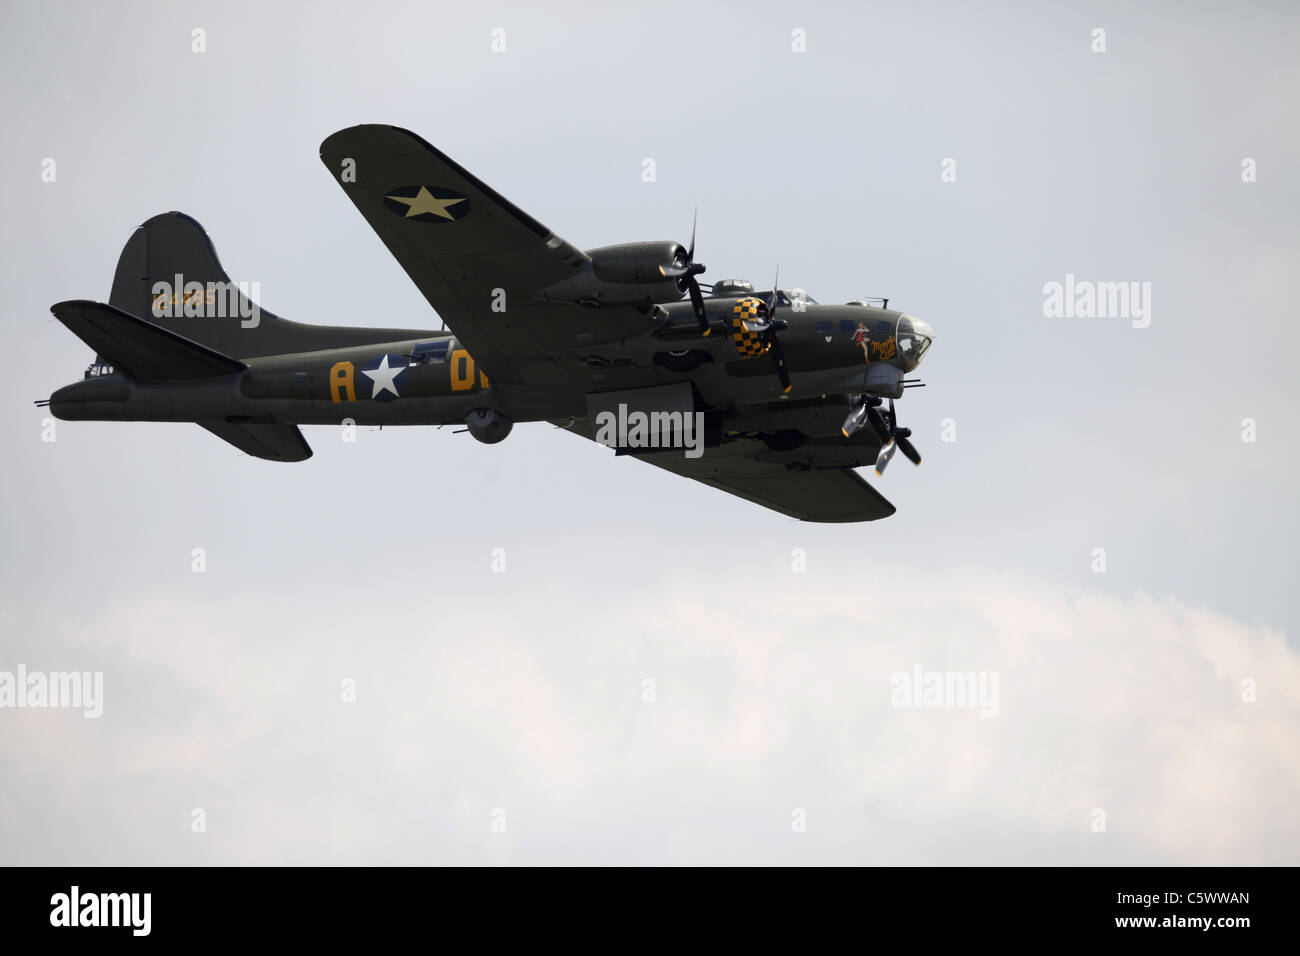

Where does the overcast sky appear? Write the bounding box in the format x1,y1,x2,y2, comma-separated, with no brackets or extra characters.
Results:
2,0,1297,864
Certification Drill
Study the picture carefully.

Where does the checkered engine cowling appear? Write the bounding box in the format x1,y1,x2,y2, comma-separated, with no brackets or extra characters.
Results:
730,297,771,358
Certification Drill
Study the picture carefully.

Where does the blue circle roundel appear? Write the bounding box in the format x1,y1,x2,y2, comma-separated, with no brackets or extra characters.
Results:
360,353,407,403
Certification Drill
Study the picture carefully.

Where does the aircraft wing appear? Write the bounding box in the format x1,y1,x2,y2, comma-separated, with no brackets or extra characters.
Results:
556,420,896,523
319,125,595,386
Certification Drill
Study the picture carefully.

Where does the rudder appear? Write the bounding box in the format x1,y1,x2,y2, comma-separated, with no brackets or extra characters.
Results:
105,212,436,359
109,212,286,358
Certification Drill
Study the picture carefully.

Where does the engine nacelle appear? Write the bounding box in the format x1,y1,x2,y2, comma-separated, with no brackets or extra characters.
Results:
535,242,685,306
465,408,513,444
587,241,683,285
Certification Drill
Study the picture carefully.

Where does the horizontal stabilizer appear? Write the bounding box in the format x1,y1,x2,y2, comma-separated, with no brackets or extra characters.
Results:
199,422,313,462
51,299,246,381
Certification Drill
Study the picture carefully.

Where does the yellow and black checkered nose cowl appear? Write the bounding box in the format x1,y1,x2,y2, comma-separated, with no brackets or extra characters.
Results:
730,297,771,358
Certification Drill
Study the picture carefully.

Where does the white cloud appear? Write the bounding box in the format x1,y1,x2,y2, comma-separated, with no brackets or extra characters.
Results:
1,565,1295,865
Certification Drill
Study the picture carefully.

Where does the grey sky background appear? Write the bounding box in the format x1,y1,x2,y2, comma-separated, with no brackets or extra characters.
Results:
2,0,1297,864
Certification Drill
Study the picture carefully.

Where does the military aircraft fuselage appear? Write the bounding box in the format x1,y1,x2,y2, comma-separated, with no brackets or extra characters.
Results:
50,298,929,428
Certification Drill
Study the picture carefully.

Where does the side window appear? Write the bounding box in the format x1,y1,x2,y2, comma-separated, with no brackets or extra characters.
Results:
408,341,450,366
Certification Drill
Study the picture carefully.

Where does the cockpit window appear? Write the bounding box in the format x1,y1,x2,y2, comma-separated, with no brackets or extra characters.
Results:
897,333,931,361
895,314,933,365
763,290,819,307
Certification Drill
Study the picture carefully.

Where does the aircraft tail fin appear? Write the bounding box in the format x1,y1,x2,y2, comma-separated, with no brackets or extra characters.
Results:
105,212,434,359
108,211,285,359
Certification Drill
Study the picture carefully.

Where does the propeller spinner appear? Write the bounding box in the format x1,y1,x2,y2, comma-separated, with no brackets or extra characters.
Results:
658,211,710,335
763,268,792,394
842,397,921,474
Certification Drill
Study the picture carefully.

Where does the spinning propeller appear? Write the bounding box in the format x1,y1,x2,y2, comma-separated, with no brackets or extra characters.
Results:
663,225,792,392
658,211,710,335
759,268,792,393
842,397,921,474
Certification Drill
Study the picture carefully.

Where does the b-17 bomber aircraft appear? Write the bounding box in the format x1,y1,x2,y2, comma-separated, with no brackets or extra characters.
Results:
41,125,935,522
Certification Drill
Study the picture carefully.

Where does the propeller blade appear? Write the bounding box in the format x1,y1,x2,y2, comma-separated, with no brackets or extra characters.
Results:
896,434,922,466
767,264,780,325
841,402,870,438
865,405,891,442
686,276,709,336
659,259,705,281
875,440,897,475
662,212,707,334
767,332,791,393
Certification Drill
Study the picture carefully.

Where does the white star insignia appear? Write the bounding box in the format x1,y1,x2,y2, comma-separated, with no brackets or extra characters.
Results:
361,354,405,399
